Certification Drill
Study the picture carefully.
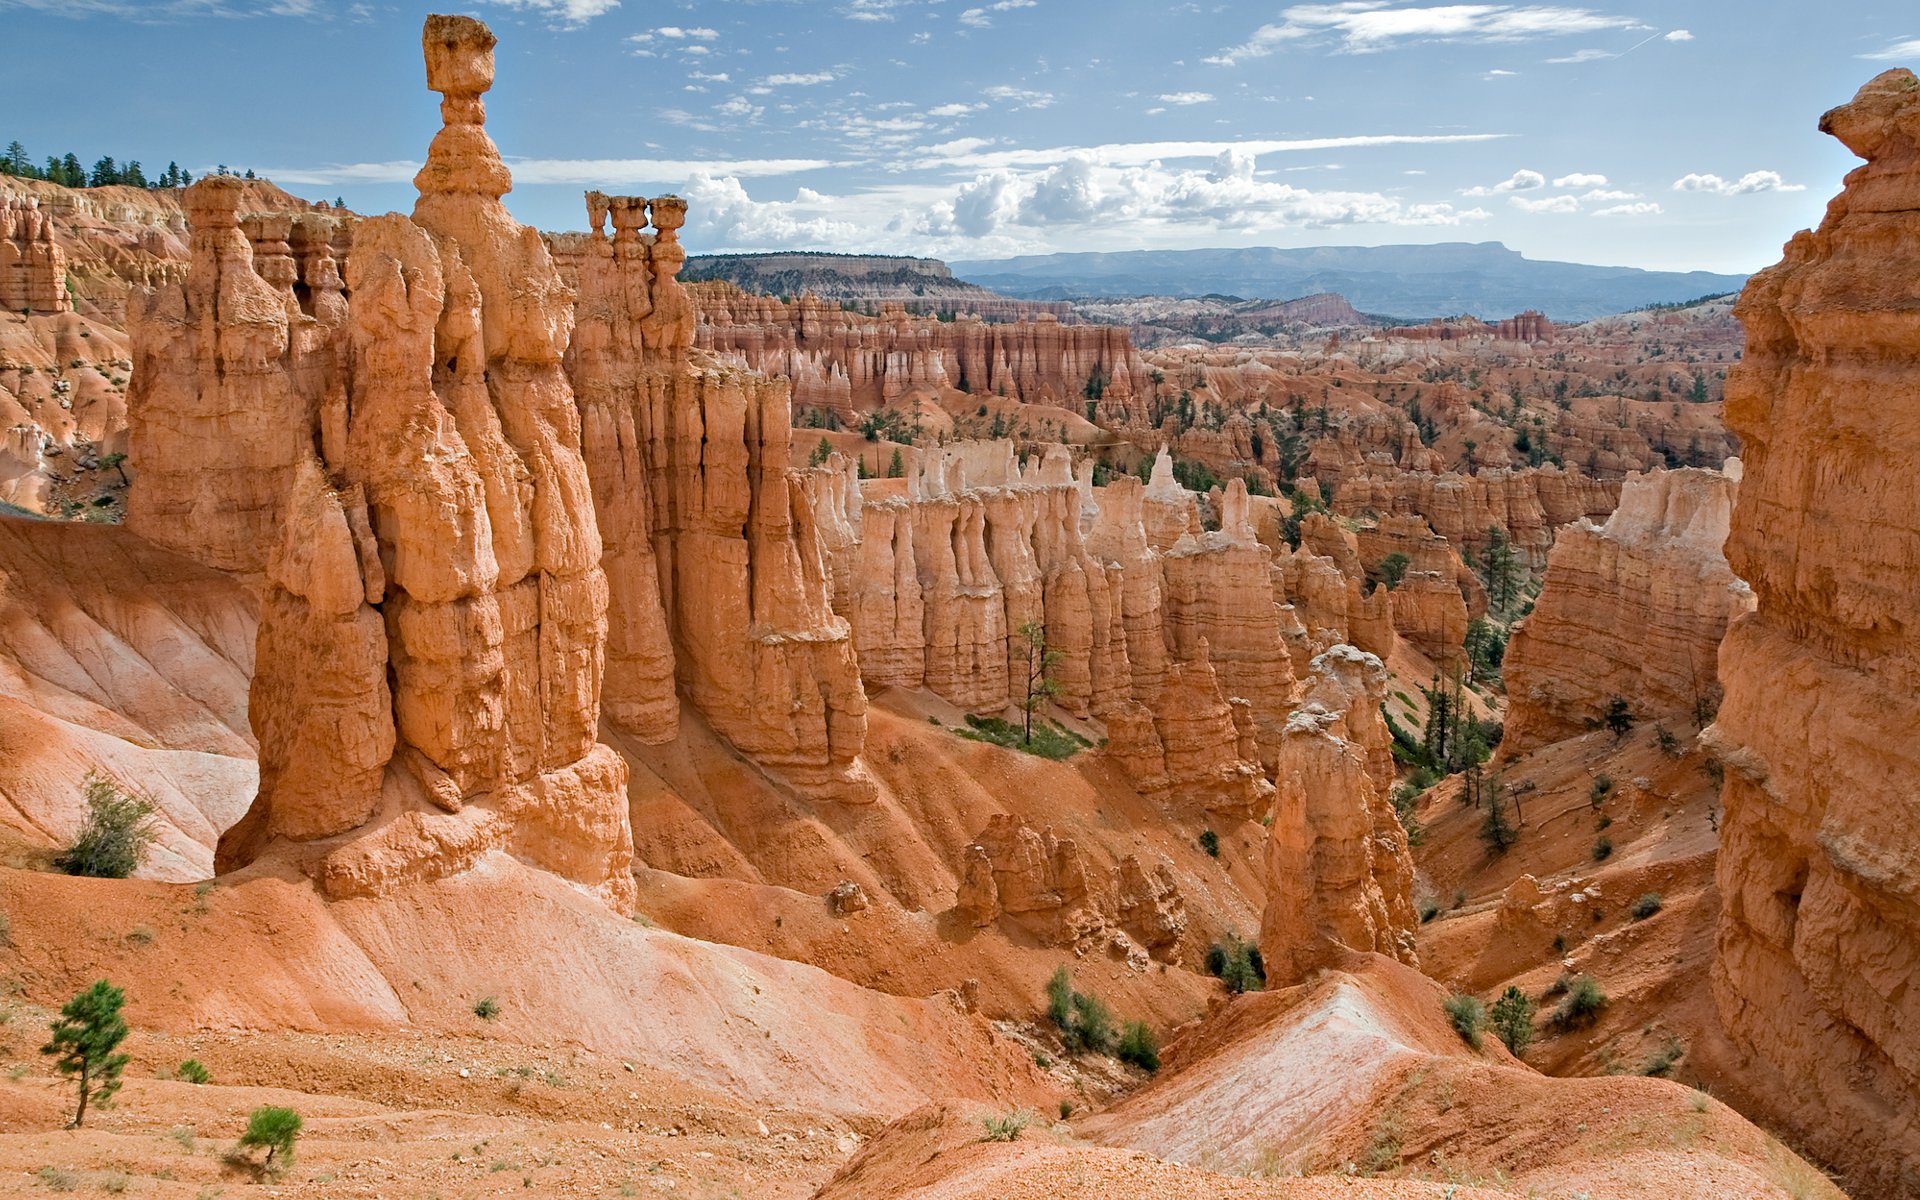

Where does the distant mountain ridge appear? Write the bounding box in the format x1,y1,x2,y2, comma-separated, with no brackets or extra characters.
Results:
949,242,1749,322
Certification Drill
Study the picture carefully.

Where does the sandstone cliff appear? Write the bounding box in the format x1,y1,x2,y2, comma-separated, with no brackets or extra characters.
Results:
1503,465,1751,754
1709,68,1920,1198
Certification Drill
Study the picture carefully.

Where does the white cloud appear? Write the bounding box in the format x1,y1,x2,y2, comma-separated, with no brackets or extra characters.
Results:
476,0,618,24
958,0,1034,27
1664,29,1692,41
1510,194,1579,214
1206,4,1640,64
1672,170,1805,195
716,97,762,119
927,102,985,117
1463,168,1545,196
260,156,833,187
983,84,1056,109
1861,37,1920,60
918,132,1508,172
762,71,837,86
1157,91,1215,105
684,174,870,249
1593,201,1662,216
1545,47,1615,63
1552,172,1606,187
843,0,908,20
1483,68,1517,77
915,152,1494,240
1579,188,1637,201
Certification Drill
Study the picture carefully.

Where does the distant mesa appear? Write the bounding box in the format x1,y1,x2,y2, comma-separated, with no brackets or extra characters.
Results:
950,241,1750,323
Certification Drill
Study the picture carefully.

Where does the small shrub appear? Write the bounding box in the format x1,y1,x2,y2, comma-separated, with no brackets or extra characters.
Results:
1045,966,1073,1030
55,773,158,879
1631,892,1663,920
1640,1037,1685,1077
236,1106,302,1175
168,1126,196,1152
979,1109,1030,1142
1070,990,1116,1054
1117,1021,1160,1072
34,1167,80,1191
1589,774,1613,808
1655,725,1681,756
1603,695,1635,738
1550,975,1608,1029
473,996,501,1021
1198,829,1220,858
1418,900,1440,923
1205,932,1265,994
1058,1099,1073,1120
1443,993,1486,1049
1592,836,1614,861
1489,985,1535,1056
176,1059,210,1085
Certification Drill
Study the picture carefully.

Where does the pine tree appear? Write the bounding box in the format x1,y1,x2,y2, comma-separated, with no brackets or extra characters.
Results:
41,980,131,1129
1478,785,1516,854
1017,619,1062,747
1,141,29,176
89,156,120,187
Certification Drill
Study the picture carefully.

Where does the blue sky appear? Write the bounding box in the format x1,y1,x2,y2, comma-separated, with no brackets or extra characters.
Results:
1,1,1913,272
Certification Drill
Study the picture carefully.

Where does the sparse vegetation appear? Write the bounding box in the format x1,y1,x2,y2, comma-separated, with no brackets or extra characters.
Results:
176,1058,210,1085
41,979,130,1128
1593,836,1614,861
55,773,158,879
1589,773,1613,807
1478,786,1517,855
1204,932,1265,994
473,996,501,1021
1198,829,1220,857
1444,993,1487,1049
1117,1020,1160,1072
1489,985,1535,1056
1640,1037,1685,1077
1376,551,1410,591
1044,966,1117,1054
1603,695,1635,739
235,1105,302,1176
979,1109,1030,1142
1549,975,1608,1029
1631,892,1663,920
953,713,1091,760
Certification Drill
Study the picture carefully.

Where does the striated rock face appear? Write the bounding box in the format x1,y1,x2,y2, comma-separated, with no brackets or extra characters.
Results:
1260,645,1417,985
131,16,637,908
1503,465,1751,754
1333,465,1617,567
1,196,72,314
688,280,1147,419
568,192,872,801
1709,70,1920,1199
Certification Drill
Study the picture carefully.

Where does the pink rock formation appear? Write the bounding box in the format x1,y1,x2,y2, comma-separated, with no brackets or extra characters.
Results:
1333,465,1617,567
1503,465,1750,754
130,16,637,908
1709,69,1920,1198
1260,645,1417,985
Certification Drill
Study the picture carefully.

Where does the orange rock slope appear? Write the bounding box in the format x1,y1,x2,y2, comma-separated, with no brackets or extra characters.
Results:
1709,67,1920,1198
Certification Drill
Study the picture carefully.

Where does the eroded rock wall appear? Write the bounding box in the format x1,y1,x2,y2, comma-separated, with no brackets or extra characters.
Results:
1503,465,1750,754
1709,69,1920,1199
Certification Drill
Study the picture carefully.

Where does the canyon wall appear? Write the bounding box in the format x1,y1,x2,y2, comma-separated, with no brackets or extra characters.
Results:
1709,69,1920,1199
1503,465,1751,754
1,196,71,314
688,280,1149,417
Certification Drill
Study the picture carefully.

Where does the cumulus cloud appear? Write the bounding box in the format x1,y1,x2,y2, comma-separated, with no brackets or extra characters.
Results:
683,173,870,249
843,0,908,20
1672,170,1805,195
762,71,837,86
1664,29,1692,41
1552,171,1606,187
1157,91,1215,105
1861,37,1920,60
1578,188,1637,201
915,152,1492,240
0,0,325,15
1593,201,1662,216
919,132,1507,173
1545,47,1614,63
1463,168,1545,196
1206,4,1640,64
260,156,832,188
928,102,985,117
1509,194,1579,214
